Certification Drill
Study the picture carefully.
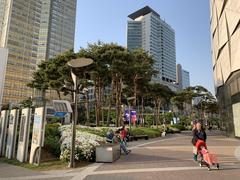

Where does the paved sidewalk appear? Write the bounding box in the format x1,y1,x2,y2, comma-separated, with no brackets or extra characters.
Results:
0,132,239,180
87,133,240,180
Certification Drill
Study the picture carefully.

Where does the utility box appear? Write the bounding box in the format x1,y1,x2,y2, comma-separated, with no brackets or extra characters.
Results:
96,144,120,163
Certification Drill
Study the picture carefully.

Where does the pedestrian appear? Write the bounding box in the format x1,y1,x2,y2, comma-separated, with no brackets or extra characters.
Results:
106,129,114,143
115,130,131,155
191,121,207,161
120,125,127,146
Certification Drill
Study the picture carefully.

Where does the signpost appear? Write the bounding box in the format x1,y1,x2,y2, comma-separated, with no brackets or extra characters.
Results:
17,108,31,162
29,107,46,164
0,110,9,156
53,100,72,124
5,109,19,159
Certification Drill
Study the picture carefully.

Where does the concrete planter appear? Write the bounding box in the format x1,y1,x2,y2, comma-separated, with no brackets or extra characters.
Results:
96,144,120,163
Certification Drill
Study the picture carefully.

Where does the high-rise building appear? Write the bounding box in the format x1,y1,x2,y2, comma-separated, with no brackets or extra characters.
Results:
0,0,42,104
37,0,77,100
37,0,76,62
127,6,177,90
176,64,190,90
0,0,77,105
182,69,190,89
0,48,8,107
210,0,240,137
176,64,183,89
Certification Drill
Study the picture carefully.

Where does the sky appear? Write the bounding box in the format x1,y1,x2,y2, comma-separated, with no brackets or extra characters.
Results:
74,0,214,93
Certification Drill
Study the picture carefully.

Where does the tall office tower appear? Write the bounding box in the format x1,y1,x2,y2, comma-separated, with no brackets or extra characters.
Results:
0,0,42,104
176,64,183,89
127,6,177,90
210,0,240,137
37,0,76,62
37,0,77,100
176,64,190,90
182,69,190,89
0,48,8,107
0,0,77,105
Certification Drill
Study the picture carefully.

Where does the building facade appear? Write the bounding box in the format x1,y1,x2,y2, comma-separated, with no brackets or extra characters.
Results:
0,0,77,105
182,69,190,89
37,0,76,62
37,0,77,100
210,0,240,137
127,6,177,90
0,48,8,108
176,64,183,89
176,64,190,90
0,0,42,104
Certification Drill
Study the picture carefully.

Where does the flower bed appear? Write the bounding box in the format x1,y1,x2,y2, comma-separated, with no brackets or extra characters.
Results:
59,125,106,162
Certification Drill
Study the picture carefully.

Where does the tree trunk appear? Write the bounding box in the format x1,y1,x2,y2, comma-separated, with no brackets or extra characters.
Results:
107,77,115,126
157,100,160,128
85,94,89,125
116,75,123,127
107,94,111,126
141,96,144,126
133,75,137,107
57,90,61,100
94,77,100,126
154,101,157,128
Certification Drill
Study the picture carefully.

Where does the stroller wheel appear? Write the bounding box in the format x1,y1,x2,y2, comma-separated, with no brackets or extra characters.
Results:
217,164,220,170
199,162,202,167
207,166,211,171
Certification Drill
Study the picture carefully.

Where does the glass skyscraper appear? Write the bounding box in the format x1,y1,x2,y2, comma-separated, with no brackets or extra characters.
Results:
0,0,42,104
0,0,77,105
176,64,190,90
38,0,76,62
127,6,177,90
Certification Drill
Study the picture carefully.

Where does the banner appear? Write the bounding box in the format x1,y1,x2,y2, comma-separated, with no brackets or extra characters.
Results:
124,109,137,124
29,107,46,164
17,108,31,162
232,103,240,137
6,109,19,159
0,110,9,156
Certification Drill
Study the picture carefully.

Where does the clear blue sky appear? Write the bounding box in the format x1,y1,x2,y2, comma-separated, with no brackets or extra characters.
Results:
74,0,214,93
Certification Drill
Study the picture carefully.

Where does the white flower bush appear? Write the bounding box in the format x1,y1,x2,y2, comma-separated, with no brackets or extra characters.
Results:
59,125,106,161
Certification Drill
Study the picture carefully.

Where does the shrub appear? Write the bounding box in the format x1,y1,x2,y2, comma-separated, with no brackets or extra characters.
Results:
44,123,61,157
170,124,186,131
130,127,162,138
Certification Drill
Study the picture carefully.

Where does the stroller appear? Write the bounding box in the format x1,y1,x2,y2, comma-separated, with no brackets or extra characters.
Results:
195,140,220,171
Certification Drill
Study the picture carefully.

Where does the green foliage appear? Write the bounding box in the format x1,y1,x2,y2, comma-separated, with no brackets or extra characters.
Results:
47,117,61,124
130,127,162,138
166,126,181,134
170,124,186,131
145,115,154,127
0,158,68,170
163,112,174,124
179,115,191,126
28,49,76,99
44,123,61,157
77,127,109,137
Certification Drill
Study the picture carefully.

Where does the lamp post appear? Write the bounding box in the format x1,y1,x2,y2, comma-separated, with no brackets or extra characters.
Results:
67,58,93,168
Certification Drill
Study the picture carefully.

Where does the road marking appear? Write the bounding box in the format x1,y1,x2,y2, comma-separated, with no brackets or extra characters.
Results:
129,136,183,150
91,166,203,175
70,163,103,180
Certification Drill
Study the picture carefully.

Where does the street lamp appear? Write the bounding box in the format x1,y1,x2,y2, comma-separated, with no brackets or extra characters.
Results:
67,58,93,168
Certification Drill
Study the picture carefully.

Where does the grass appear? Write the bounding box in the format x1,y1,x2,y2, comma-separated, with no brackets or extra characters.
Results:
0,158,91,171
